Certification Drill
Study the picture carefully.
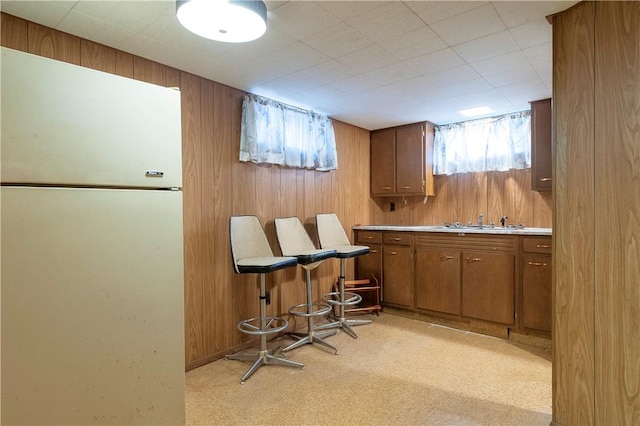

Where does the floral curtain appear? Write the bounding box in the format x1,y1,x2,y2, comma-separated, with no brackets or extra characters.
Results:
239,93,338,171
433,111,531,175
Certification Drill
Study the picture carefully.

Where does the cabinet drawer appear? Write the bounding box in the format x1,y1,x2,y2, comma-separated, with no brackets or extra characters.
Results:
523,237,552,254
356,231,382,244
383,232,411,246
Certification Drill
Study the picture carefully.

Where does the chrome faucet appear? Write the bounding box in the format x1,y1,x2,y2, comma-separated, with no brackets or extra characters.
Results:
478,213,483,228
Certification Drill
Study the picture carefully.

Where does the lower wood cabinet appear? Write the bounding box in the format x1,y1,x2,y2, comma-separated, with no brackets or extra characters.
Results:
521,237,552,333
383,244,412,307
461,250,515,325
356,229,549,335
415,246,461,315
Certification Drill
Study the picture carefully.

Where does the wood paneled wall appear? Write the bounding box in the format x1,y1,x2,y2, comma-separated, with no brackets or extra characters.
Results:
370,170,552,228
552,2,640,425
552,2,596,424
1,12,552,371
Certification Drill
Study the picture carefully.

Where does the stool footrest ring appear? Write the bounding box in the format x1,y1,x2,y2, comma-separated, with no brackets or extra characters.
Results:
237,316,288,336
288,302,332,318
323,291,362,307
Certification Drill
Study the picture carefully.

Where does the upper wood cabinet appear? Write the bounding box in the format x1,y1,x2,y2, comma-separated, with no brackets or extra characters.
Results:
530,98,552,191
370,122,435,197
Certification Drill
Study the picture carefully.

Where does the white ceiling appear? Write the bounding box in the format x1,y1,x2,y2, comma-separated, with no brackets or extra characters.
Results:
1,0,577,130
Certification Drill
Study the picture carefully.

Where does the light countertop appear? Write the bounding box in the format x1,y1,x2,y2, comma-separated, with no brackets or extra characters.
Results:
353,225,552,236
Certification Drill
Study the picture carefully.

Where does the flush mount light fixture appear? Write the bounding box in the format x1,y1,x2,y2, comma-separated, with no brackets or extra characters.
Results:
457,106,495,117
176,0,267,43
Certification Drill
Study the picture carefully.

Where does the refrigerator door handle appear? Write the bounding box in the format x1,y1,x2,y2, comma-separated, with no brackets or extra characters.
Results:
145,170,164,177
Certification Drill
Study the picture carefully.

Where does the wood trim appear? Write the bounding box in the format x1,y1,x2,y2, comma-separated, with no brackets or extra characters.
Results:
1,13,28,51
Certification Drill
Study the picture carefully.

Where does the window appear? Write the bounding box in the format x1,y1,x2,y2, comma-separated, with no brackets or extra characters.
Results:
239,93,338,171
433,111,531,175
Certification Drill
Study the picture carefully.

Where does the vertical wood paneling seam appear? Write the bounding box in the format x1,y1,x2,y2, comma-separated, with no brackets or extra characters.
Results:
591,5,597,420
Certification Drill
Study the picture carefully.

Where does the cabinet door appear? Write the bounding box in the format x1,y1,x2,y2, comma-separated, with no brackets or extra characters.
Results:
531,98,552,191
383,245,412,307
370,128,396,196
415,248,460,314
522,254,552,332
462,251,515,325
396,123,424,195
356,243,382,284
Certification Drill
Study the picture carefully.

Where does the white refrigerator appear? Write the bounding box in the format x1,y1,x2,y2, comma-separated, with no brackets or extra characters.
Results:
1,47,185,425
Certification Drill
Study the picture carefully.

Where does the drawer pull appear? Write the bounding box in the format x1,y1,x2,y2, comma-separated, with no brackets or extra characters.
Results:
370,250,378,254
381,186,392,190
536,244,551,248
389,251,398,255
440,255,455,260
393,237,401,241
400,186,410,189
539,177,552,182
466,257,482,262
528,261,548,267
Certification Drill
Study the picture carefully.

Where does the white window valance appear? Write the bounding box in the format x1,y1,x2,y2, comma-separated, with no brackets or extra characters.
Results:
433,111,531,175
239,93,338,171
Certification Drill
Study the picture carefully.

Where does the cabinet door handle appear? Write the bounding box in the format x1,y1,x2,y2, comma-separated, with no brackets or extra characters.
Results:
539,177,552,182
389,251,398,255
370,250,378,254
536,244,551,248
528,261,549,266
400,186,411,189
440,255,455,260
381,186,392,190
466,257,482,262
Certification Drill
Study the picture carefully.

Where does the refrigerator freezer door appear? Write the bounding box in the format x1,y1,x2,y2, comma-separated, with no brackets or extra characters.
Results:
1,47,182,188
1,186,185,425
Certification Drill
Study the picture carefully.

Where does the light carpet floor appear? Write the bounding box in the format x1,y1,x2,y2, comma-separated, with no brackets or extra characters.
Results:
185,313,551,425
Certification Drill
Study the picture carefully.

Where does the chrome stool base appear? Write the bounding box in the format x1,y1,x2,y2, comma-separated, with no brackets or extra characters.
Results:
284,301,338,354
226,346,304,384
226,273,304,384
318,261,371,339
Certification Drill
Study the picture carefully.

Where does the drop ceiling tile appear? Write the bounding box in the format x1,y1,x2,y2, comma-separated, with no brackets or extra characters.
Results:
267,42,330,73
405,1,490,25
363,62,423,87
484,65,539,88
331,73,384,95
379,26,447,61
337,44,396,71
299,60,359,84
253,71,324,94
316,1,388,21
471,51,531,77
269,1,341,40
523,42,552,63
453,30,520,64
301,84,350,102
429,3,506,46
303,22,373,59
347,2,426,43
404,48,466,76
509,19,552,49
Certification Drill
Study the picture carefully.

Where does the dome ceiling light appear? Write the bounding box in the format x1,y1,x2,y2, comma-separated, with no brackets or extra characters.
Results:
176,0,267,43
